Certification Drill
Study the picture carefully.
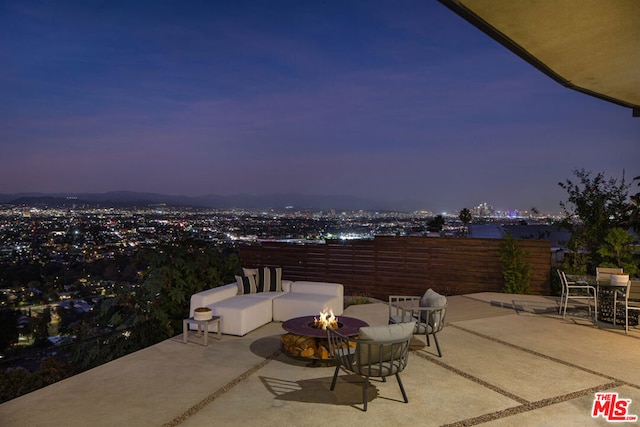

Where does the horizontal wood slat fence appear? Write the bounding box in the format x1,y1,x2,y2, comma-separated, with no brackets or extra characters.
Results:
239,236,551,299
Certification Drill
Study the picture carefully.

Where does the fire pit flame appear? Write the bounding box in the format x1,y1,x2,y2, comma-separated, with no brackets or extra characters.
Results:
313,309,338,330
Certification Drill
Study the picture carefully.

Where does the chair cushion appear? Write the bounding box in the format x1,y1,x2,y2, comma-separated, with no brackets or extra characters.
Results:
389,314,419,325
358,322,415,364
359,322,415,341
414,322,437,335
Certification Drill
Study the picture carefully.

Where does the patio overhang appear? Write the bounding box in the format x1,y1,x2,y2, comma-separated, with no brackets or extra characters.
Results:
439,0,640,117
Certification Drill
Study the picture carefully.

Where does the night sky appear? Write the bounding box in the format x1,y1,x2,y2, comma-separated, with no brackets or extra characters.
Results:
1,1,638,213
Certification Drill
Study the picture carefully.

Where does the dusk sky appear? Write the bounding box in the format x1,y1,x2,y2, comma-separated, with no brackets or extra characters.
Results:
1,1,638,213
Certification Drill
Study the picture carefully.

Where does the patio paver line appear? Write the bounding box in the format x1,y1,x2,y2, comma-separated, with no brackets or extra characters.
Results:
413,351,529,405
441,381,623,427
415,338,623,426
449,323,633,386
162,349,282,427
537,313,640,340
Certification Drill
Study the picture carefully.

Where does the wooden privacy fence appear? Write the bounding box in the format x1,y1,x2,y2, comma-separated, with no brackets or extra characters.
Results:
239,236,551,299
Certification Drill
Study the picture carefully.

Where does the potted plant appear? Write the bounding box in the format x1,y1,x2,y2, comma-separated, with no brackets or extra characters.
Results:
611,273,630,286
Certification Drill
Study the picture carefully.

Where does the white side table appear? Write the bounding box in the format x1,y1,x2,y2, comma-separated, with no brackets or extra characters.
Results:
183,316,221,346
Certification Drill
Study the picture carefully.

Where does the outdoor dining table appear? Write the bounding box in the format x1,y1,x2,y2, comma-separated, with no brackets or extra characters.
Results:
567,275,637,326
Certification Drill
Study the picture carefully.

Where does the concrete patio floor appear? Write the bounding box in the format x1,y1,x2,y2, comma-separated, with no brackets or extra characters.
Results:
2,292,640,426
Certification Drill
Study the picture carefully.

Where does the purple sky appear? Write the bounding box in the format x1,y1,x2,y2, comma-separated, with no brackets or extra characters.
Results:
1,1,638,213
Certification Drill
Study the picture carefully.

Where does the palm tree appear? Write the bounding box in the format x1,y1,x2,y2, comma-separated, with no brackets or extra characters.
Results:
459,208,472,236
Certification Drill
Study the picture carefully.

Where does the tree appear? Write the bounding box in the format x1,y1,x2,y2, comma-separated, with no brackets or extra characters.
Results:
0,357,72,404
53,240,242,380
55,306,73,335
112,241,239,345
32,309,52,347
427,215,446,233
138,243,224,327
458,208,472,236
597,227,638,276
0,310,19,353
558,169,631,272
629,175,640,233
562,232,590,275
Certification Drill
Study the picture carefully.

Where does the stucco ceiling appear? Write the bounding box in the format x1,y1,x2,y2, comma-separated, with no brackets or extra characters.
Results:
439,0,640,116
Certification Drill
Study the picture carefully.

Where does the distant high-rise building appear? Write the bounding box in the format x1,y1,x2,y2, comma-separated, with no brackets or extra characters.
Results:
471,203,494,218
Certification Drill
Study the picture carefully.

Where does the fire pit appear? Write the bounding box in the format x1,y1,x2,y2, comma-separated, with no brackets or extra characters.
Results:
281,313,368,360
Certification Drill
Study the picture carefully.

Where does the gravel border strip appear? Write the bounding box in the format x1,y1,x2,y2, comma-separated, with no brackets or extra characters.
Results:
413,323,632,426
450,323,630,384
413,350,529,405
441,382,623,427
162,349,281,427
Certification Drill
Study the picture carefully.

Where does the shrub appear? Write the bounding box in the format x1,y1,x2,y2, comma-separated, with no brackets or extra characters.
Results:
345,293,372,307
499,234,532,294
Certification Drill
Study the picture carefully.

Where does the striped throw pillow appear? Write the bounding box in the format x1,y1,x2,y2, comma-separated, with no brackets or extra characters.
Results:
236,274,257,295
257,267,282,292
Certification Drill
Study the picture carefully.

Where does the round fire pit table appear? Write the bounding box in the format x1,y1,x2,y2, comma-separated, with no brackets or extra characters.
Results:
281,315,368,362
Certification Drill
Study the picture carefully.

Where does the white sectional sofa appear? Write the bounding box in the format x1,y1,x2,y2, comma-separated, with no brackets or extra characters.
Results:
271,281,343,322
189,279,344,336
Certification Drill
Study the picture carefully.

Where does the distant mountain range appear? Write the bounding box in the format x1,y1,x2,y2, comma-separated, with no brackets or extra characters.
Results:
0,191,424,212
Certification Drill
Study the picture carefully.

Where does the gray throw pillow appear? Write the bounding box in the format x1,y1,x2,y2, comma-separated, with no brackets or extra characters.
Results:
419,288,447,308
419,289,447,323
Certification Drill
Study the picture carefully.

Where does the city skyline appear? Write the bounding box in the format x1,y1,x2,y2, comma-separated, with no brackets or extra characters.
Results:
0,190,559,216
1,1,638,214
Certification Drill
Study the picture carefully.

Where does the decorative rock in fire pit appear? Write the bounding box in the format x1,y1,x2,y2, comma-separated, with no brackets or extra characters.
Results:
194,307,213,321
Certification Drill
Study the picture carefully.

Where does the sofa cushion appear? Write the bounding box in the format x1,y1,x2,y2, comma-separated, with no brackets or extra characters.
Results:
235,275,257,295
208,296,273,336
243,291,283,301
189,283,239,318
290,281,343,296
257,267,283,292
272,292,342,321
